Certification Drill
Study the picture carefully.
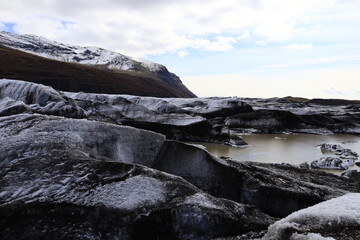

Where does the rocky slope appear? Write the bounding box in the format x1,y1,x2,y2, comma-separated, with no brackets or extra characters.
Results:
0,31,196,97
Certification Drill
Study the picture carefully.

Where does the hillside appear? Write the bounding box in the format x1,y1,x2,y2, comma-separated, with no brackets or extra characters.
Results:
0,45,195,97
0,31,196,97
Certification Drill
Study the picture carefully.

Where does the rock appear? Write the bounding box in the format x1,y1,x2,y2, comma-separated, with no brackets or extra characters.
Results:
262,193,360,240
0,114,275,240
311,157,354,170
299,162,310,169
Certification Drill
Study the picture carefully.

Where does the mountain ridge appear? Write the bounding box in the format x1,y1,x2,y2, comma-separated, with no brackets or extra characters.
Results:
0,45,195,97
0,31,165,72
0,31,196,97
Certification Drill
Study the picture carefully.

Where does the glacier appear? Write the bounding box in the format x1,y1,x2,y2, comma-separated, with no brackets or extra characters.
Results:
1,78,360,239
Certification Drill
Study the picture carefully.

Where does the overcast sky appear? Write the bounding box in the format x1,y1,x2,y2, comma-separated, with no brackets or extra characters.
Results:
1,0,360,99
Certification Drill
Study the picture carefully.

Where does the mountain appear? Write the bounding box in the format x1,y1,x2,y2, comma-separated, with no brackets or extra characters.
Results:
0,31,196,97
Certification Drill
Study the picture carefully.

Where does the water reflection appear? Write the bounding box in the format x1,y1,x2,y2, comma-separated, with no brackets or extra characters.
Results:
189,134,360,175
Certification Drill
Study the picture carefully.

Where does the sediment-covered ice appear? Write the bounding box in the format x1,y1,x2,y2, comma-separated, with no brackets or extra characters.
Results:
311,157,355,170
263,193,360,240
0,113,275,239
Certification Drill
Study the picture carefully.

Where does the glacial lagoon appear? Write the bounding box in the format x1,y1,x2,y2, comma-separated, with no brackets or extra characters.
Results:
190,134,360,174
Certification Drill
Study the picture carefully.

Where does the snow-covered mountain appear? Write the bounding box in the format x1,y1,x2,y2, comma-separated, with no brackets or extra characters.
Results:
0,31,162,72
0,31,196,97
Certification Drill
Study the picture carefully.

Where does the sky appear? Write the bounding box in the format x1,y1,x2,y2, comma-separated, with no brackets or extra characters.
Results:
1,0,360,99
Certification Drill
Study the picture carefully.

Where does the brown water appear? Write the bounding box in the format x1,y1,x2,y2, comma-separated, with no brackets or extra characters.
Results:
189,134,360,174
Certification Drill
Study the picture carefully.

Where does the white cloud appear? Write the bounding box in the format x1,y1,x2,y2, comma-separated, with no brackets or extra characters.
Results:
283,43,313,50
177,50,190,57
0,0,343,57
237,31,250,40
254,21,294,41
255,41,267,46
0,22,5,30
13,16,72,40
192,36,237,51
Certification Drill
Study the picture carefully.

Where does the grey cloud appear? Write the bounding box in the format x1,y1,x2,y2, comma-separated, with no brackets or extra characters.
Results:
0,0,349,58
51,0,193,15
